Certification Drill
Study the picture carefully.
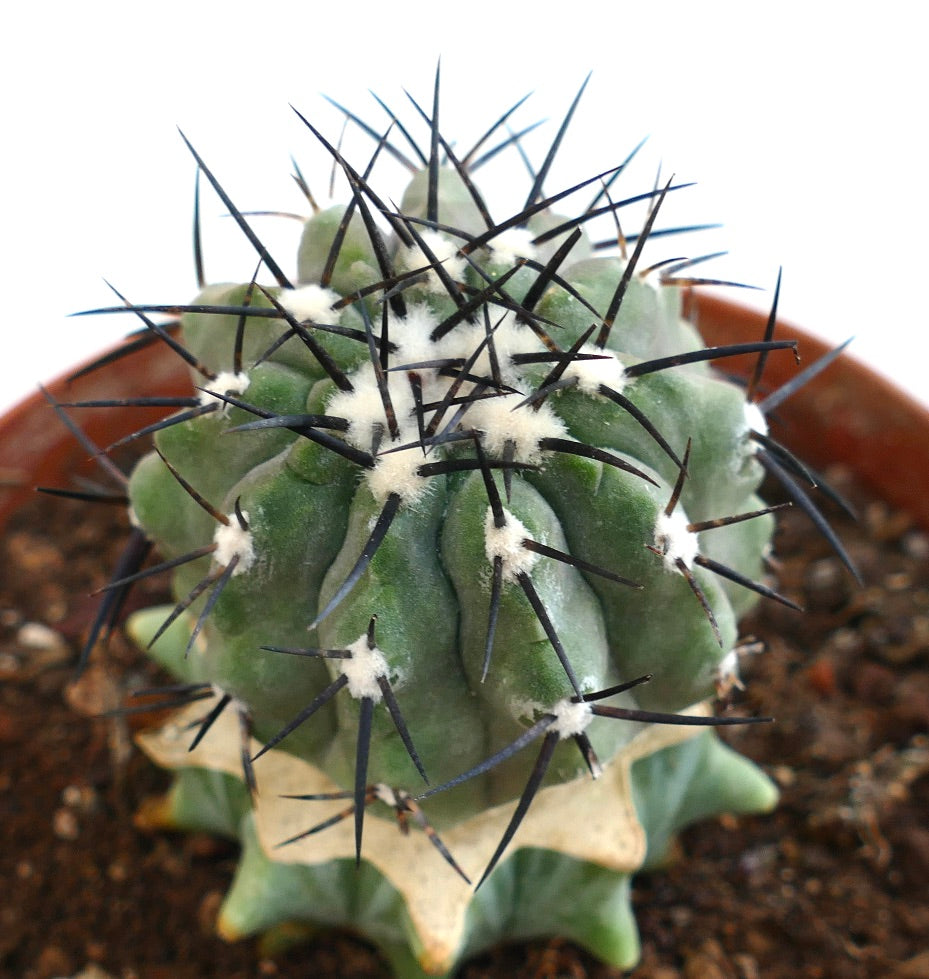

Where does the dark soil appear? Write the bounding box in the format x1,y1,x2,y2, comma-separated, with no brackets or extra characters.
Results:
1,469,928,979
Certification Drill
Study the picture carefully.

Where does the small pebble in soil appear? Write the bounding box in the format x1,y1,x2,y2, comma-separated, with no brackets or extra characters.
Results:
805,558,852,611
52,807,79,841
16,621,68,654
61,784,99,813
902,531,929,561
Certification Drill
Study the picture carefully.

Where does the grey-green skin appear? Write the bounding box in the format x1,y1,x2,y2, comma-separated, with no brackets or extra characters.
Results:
124,157,779,975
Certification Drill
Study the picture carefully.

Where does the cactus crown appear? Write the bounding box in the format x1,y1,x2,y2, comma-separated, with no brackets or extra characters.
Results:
57,71,855,977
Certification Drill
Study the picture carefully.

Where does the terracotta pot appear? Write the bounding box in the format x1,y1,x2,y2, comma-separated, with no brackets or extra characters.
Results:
2,294,928,531
0,339,191,529
683,292,929,531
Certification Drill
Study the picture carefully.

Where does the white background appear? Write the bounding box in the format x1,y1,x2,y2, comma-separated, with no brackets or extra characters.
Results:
2,2,927,414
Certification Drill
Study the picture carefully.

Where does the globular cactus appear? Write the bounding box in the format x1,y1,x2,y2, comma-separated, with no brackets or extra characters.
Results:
63,75,853,977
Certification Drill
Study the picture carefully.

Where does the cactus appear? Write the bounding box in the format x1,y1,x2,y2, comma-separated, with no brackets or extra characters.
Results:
60,74,855,977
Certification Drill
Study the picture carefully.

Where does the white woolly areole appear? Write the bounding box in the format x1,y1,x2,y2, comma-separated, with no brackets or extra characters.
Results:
199,371,250,410
565,345,628,397
489,227,538,266
438,312,528,389
367,449,430,505
325,354,431,504
327,361,412,437
468,393,566,463
278,284,340,324
391,305,443,368
654,508,699,571
212,512,255,575
550,698,593,739
743,400,768,439
326,365,389,447
340,634,389,701
484,507,539,581
397,231,466,293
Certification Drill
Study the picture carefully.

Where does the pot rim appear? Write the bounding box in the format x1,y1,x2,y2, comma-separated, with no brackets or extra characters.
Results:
685,291,929,532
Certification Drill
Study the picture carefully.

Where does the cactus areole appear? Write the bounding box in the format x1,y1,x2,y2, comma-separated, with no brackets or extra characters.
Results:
66,75,853,977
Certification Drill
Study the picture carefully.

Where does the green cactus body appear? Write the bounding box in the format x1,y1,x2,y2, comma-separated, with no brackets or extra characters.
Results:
79,80,821,976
